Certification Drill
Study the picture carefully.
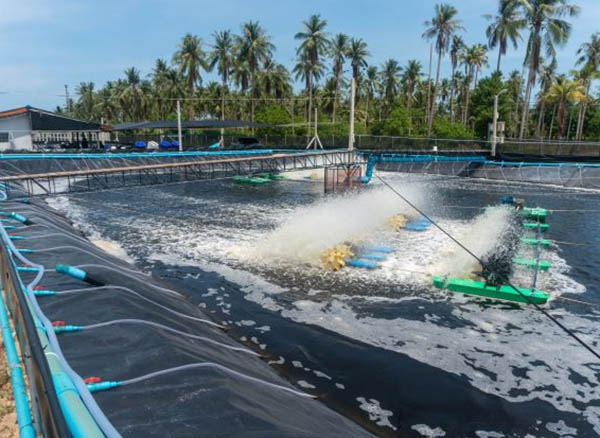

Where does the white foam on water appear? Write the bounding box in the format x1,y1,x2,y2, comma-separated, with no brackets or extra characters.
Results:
45,195,134,263
356,397,397,431
545,420,578,436
475,431,504,438
411,424,447,437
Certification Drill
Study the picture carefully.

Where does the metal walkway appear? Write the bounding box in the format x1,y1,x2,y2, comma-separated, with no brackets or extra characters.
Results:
0,150,358,196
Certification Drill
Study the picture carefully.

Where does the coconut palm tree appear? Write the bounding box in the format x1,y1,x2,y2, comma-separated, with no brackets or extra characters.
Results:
402,60,423,120
459,45,483,126
543,74,586,138
151,59,170,119
364,66,379,126
330,33,349,124
347,38,369,86
516,0,580,139
535,60,557,137
471,44,489,86
173,34,206,118
259,59,291,98
293,51,325,128
123,67,141,120
575,33,600,139
484,0,525,72
380,59,402,111
236,21,274,93
422,3,465,136
210,30,234,124
295,14,330,128
75,82,95,121
449,35,465,122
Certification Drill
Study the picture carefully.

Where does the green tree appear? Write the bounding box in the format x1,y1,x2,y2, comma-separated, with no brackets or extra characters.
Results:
422,3,465,136
575,33,600,139
484,0,525,72
330,33,349,124
469,72,513,138
173,34,206,118
516,0,580,139
543,74,587,138
210,30,234,122
256,104,291,136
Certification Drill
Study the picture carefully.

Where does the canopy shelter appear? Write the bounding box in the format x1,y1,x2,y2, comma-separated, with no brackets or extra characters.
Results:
0,106,110,151
112,119,269,131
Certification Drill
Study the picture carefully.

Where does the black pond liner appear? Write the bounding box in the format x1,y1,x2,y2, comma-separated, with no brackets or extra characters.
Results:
9,199,373,438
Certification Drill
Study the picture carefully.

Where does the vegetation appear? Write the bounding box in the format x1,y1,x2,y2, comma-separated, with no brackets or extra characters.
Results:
62,1,600,141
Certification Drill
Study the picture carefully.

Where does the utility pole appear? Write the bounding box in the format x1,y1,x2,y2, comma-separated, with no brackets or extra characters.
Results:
348,77,356,151
177,99,183,152
491,89,507,157
64,85,70,114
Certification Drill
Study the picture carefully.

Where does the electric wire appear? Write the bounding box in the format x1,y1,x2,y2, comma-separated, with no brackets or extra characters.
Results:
375,174,600,361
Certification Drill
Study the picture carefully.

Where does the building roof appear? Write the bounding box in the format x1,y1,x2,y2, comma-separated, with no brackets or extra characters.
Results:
112,119,269,131
0,106,105,131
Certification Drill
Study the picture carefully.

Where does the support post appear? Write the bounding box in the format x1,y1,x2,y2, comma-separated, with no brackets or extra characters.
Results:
177,99,183,152
348,77,356,151
492,94,499,158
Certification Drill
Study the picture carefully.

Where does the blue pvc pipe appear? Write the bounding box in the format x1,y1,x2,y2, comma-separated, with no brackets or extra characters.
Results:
345,259,378,269
55,265,87,281
0,289,35,438
0,149,273,160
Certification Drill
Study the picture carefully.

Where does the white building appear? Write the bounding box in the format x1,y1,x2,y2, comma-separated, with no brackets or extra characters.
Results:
0,106,110,151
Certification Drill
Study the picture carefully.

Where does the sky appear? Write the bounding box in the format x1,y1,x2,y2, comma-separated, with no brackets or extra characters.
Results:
1,0,599,111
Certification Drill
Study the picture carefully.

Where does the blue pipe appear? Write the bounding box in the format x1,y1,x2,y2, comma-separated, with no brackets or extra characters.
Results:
0,149,274,160
0,288,35,438
6,252,105,438
56,265,104,286
364,246,395,254
345,259,378,269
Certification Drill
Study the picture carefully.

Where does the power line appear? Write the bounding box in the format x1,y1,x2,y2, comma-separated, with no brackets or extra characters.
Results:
375,174,600,361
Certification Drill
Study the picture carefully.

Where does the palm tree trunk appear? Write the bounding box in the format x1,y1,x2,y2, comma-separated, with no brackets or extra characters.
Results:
558,101,566,139
426,45,433,129
548,104,556,139
567,104,575,140
333,77,339,125
536,101,545,138
496,47,502,73
519,65,535,139
307,75,313,138
365,93,370,129
576,81,591,140
428,48,442,137
450,68,456,123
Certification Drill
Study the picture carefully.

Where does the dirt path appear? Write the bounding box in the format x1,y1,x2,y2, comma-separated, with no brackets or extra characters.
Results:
0,340,18,438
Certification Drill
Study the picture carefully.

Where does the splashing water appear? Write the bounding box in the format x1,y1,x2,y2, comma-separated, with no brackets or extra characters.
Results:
252,184,427,265
431,206,515,277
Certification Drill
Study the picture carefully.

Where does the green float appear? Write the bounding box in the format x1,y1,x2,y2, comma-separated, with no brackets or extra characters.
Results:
257,173,287,181
233,176,271,185
520,237,553,247
521,207,547,222
432,276,549,305
513,258,552,271
523,222,549,232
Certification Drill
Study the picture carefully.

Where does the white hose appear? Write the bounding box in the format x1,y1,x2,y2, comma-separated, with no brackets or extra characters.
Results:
120,362,316,399
55,285,224,328
0,208,123,437
78,318,256,355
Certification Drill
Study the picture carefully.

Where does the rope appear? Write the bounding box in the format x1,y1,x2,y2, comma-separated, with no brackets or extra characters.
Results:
556,296,600,309
375,174,600,361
